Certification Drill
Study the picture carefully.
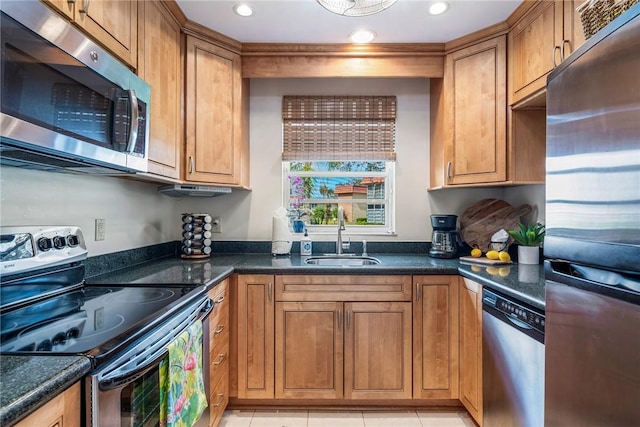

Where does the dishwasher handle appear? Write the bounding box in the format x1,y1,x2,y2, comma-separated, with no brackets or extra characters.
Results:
482,288,545,343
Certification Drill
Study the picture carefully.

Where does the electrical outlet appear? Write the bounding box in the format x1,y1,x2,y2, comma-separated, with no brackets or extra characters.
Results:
95,218,106,241
211,216,221,233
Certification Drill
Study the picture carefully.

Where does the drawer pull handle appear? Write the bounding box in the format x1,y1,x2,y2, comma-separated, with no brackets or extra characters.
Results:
213,353,226,365
215,295,225,304
562,39,571,61
552,45,561,68
79,0,90,13
213,393,225,407
214,324,225,334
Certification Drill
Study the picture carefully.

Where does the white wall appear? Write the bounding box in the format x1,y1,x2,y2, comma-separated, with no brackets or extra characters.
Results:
0,77,546,255
0,167,178,255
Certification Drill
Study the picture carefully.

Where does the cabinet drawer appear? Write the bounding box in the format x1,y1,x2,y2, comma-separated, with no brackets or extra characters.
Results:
209,280,229,304
209,371,229,427
209,280,229,338
209,310,229,346
276,275,412,302
210,328,230,385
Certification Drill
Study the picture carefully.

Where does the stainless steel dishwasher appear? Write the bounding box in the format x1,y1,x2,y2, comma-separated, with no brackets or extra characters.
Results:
482,288,545,427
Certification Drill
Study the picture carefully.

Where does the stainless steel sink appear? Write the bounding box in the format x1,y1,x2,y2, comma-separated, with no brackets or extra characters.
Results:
304,255,381,266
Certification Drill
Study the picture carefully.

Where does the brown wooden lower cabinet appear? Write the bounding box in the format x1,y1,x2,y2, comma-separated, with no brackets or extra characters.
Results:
14,382,80,427
233,274,466,408
413,275,459,399
274,300,413,400
236,274,275,399
208,280,230,427
459,278,483,426
275,301,343,399
344,301,413,400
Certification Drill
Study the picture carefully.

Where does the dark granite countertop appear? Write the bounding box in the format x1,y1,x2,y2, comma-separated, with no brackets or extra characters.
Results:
0,355,91,426
87,253,543,309
2,252,544,424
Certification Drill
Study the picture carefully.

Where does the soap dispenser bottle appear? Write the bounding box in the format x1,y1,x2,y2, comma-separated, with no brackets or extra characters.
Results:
300,229,312,256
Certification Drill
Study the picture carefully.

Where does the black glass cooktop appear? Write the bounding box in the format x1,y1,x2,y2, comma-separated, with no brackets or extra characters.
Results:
0,284,205,362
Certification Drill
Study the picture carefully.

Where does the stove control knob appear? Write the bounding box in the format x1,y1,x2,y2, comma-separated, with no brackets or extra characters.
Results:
36,339,52,351
66,235,79,247
52,332,67,345
37,237,53,252
66,327,81,339
52,235,66,249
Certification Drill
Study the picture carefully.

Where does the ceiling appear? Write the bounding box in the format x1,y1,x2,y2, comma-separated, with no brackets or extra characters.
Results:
175,0,523,44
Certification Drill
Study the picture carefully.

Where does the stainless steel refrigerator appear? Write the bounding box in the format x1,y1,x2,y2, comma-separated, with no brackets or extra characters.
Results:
544,4,640,426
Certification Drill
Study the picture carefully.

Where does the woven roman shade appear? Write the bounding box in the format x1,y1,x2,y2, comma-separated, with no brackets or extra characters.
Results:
282,96,397,161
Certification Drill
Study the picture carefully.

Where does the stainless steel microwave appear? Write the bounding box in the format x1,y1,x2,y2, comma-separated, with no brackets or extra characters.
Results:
0,1,150,174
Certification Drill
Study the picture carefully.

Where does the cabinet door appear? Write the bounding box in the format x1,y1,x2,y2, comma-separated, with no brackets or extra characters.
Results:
185,36,242,185
345,302,413,399
563,0,586,59
275,302,344,399
459,278,483,426
509,1,562,105
445,36,507,185
41,0,137,68
137,1,182,179
413,275,459,399
15,382,80,427
42,0,74,19
237,275,275,398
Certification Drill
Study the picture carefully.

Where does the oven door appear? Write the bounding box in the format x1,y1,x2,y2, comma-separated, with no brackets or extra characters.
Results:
86,296,212,427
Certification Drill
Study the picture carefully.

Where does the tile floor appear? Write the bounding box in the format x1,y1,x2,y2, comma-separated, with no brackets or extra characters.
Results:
219,409,476,427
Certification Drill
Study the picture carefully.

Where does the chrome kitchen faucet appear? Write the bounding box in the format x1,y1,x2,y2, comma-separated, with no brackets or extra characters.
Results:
336,206,350,255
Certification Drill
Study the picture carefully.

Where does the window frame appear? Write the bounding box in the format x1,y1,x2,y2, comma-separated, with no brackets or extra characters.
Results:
282,161,396,236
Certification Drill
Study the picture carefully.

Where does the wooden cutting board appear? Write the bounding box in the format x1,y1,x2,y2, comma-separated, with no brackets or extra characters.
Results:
459,256,513,265
460,199,532,252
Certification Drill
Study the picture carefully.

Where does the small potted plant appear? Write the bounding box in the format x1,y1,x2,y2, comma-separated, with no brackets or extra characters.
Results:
508,222,545,264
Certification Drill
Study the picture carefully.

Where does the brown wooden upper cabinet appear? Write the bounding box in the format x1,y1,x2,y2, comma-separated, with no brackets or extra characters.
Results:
42,0,138,69
509,0,586,106
137,1,183,180
185,35,247,186
430,35,507,188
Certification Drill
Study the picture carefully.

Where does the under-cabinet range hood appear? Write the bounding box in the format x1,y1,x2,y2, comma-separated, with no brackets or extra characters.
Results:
158,184,232,197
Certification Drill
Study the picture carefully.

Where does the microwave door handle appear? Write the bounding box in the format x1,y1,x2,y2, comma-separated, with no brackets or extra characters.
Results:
126,89,140,154
98,348,168,391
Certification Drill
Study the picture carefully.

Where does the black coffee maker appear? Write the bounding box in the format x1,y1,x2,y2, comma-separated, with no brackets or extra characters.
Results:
429,214,461,258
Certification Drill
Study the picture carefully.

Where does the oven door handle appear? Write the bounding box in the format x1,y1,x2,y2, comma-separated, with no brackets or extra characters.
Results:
200,297,214,318
98,348,168,391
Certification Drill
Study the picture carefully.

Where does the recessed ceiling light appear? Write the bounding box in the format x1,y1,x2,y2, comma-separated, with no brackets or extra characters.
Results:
429,2,449,15
234,4,253,17
349,29,376,44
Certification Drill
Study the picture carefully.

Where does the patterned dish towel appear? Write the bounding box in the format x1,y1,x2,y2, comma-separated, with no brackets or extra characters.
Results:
160,319,208,427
